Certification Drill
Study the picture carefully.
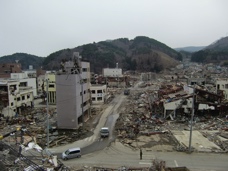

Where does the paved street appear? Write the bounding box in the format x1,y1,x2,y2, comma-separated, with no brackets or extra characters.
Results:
63,141,228,171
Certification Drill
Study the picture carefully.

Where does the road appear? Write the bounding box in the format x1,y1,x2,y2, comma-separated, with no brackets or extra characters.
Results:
51,87,228,171
63,142,228,171
51,92,126,157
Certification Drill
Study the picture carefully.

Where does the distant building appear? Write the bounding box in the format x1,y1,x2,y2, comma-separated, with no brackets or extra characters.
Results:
91,84,107,104
56,52,91,129
216,79,228,100
0,63,22,78
103,67,122,77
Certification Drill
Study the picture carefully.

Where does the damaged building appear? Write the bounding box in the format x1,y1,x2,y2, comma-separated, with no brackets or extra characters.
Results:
56,52,91,129
0,79,34,117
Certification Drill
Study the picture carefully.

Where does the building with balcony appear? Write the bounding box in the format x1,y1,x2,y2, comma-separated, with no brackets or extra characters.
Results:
10,73,37,98
0,79,33,117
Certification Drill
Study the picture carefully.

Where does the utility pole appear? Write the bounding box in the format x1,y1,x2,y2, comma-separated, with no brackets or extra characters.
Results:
46,79,49,148
189,85,195,153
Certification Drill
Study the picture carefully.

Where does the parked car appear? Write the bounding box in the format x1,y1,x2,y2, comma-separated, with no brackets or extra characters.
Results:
62,147,81,160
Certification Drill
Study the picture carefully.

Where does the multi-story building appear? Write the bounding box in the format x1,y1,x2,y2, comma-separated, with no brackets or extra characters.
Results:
0,63,22,78
91,84,107,104
56,52,91,129
47,73,56,104
102,65,127,88
216,79,228,100
103,67,122,77
0,79,33,117
10,73,37,98
23,65,37,78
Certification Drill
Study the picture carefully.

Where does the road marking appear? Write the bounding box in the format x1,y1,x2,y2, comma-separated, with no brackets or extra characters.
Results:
174,160,178,167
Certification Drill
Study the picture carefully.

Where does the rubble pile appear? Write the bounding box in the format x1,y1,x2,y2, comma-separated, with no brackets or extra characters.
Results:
69,159,190,171
115,90,177,150
115,81,228,152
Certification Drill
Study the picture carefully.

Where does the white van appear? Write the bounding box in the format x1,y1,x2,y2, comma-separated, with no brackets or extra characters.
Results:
62,147,81,160
100,127,109,138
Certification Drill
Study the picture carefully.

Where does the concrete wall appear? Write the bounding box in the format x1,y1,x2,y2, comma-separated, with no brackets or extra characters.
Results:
56,61,91,129
56,74,79,129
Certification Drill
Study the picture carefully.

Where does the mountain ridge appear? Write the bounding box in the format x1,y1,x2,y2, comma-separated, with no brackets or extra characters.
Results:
0,36,182,73
191,36,228,63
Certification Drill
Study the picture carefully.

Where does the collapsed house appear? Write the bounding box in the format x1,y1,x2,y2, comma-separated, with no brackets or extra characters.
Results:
115,81,228,152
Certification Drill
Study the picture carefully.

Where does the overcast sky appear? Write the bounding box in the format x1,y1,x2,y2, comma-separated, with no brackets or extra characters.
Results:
0,0,228,57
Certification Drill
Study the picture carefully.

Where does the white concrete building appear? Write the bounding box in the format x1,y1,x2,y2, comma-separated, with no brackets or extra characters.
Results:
0,79,34,117
91,84,107,104
103,68,123,77
216,79,228,99
23,68,37,78
56,53,91,129
11,73,37,97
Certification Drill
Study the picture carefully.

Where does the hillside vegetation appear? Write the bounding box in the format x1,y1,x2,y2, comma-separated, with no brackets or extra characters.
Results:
191,36,228,64
0,36,182,73
43,36,182,73
0,53,44,70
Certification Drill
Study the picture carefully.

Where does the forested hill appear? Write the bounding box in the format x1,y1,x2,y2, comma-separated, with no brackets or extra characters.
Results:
191,36,228,64
0,53,44,70
0,36,182,73
42,36,182,73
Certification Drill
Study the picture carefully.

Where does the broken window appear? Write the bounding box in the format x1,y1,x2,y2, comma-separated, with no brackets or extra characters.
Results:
91,90,95,94
97,97,102,101
49,84,55,88
17,97,20,101
92,97,95,101
20,82,27,87
225,84,228,89
22,96,25,100
27,94,30,99
97,90,102,93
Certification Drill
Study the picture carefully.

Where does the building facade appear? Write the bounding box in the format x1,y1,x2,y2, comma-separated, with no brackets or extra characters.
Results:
0,63,22,78
91,84,107,104
0,79,34,117
216,79,228,100
10,73,37,98
103,68,122,77
56,53,91,129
